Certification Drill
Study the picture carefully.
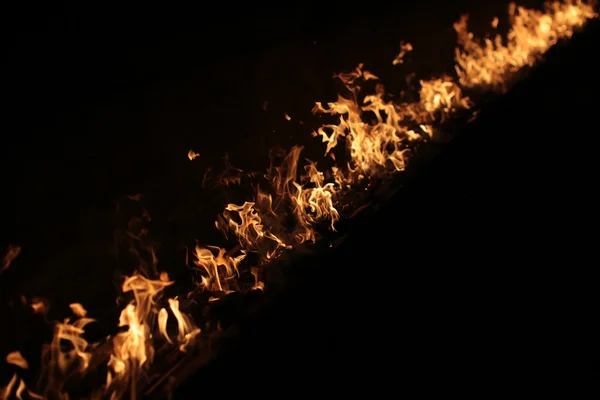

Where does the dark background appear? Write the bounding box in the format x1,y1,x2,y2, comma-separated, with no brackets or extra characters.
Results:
0,0,521,312
1,0,597,396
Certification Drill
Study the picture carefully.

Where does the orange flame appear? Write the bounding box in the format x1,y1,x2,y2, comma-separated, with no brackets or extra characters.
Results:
454,0,597,90
38,304,95,398
105,274,172,398
1,245,21,274
4,2,597,399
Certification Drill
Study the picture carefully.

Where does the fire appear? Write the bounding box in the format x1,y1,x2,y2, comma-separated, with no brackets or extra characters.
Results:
105,274,172,398
187,150,200,160
312,67,470,185
6,352,29,370
392,41,413,65
1,244,21,274
192,245,246,292
2,1,596,398
454,0,597,90
166,298,201,352
216,145,340,261
2,350,41,400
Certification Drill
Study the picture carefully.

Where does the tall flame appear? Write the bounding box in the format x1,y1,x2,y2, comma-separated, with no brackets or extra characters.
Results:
105,274,172,399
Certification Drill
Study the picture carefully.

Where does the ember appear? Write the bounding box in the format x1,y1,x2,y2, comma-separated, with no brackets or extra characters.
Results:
1,1,597,398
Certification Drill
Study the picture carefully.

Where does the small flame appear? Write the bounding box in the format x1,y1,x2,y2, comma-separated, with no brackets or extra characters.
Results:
193,245,245,292
6,352,28,370
168,298,201,352
188,149,200,160
216,145,341,261
1,244,21,274
69,303,87,318
105,274,172,398
492,16,500,29
39,305,96,397
392,41,413,65
0,375,43,400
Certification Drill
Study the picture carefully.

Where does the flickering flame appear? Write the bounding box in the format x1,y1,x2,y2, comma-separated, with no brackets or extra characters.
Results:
313,66,469,185
454,0,597,90
1,352,41,400
4,2,596,399
1,244,21,274
217,145,340,261
392,41,413,65
29,298,48,315
6,352,29,370
157,308,172,344
192,245,245,292
105,274,172,398
69,303,87,318
167,298,201,352
39,304,95,398
188,150,200,160
0,374,41,400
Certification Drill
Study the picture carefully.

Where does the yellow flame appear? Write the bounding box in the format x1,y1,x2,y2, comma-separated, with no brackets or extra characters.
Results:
105,274,172,398
39,303,95,398
454,0,597,90
168,298,201,352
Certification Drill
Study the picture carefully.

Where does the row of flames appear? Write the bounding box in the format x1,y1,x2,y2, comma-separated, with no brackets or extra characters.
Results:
1,1,596,399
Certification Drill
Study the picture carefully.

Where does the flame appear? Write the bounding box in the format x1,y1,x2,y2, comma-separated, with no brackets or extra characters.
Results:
1,245,21,274
38,304,96,398
69,303,87,318
454,0,597,90
29,298,48,316
188,150,200,160
313,65,469,186
167,298,201,352
6,352,29,370
4,2,597,399
217,145,341,261
192,245,245,292
392,41,413,65
105,274,172,398
1,374,18,400
157,308,172,344
0,374,43,400
2,353,43,400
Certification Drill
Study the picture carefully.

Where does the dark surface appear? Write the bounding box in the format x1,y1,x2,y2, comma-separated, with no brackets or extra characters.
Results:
176,18,600,396
0,0,597,396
